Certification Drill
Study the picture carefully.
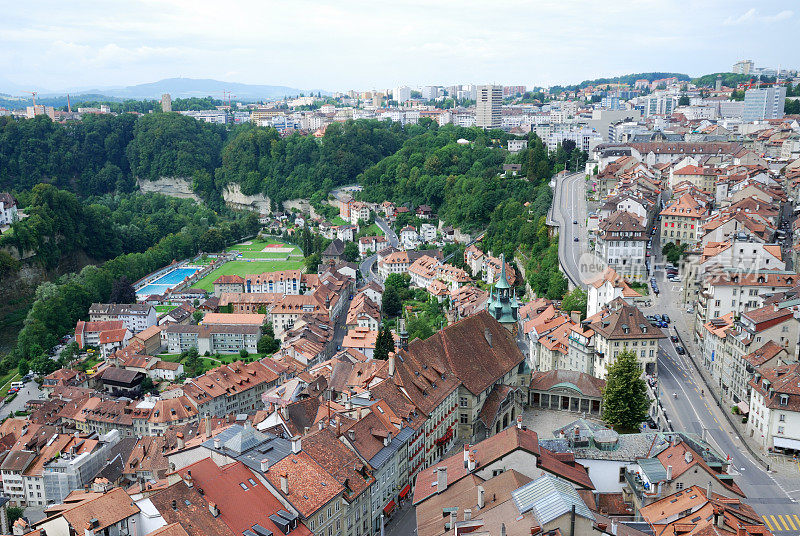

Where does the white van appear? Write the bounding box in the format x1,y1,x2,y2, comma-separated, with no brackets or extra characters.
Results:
10,382,24,389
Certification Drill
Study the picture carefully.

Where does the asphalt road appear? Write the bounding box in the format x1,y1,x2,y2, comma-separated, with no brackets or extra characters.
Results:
551,171,589,289
359,216,398,282
647,263,800,534
0,380,42,420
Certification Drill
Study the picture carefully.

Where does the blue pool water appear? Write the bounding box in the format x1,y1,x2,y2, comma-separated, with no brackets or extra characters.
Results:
137,267,200,297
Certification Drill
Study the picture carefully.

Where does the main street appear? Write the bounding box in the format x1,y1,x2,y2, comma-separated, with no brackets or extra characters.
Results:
648,265,800,533
554,171,800,532
550,171,590,289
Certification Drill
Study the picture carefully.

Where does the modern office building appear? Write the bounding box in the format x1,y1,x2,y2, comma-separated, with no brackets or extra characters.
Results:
476,84,502,129
743,86,786,121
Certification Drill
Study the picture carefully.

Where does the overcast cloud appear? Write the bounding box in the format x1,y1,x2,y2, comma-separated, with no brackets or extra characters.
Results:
0,0,797,93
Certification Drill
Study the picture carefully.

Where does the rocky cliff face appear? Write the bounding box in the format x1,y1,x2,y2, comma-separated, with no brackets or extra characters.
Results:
138,177,201,202
223,184,272,214
282,199,321,219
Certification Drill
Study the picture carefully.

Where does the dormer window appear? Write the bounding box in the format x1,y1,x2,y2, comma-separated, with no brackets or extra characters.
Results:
781,395,789,406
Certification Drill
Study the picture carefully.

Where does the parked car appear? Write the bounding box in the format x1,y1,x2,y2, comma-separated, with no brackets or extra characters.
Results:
573,220,578,224
659,321,668,328
675,346,686,355
663,314,671,323
670,335,679,343
574,237,579,242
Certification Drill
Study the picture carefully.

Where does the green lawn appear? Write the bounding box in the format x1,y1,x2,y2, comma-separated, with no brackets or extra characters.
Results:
362,223,384,236
158,352,269,375
192,259,305,291
0,372,21,400
331,216,348,226
155,305,178,313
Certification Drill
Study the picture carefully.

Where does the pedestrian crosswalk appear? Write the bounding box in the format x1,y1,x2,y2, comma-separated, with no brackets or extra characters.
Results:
763,514,800,532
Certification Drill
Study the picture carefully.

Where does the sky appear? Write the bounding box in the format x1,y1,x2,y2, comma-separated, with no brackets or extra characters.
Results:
0,0,797,94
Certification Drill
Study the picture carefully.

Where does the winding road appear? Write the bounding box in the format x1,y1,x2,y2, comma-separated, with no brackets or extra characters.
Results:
549,171,590,289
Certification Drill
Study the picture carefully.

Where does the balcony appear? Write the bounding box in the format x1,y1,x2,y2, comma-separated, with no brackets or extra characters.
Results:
624,470,660,505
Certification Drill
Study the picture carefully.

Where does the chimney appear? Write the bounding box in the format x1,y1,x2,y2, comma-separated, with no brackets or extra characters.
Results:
336,416,341,437
437,467,448,492
383,435,391,447
280,471,289,495
205,415,211,438
463,444,470,467
468,452,476,472
261,458,269,472
484,328,492,347
501,523,506,536
464,509,471,521
707,480,713,499
516,415,523,429
184,472,193,488
449,511,457,529
84,522,96,536
291,435,301,454
388,352,395,377
208,502,219,517
176,432,184,450
214,437,221,450
280,405,288,420
570,311,581,324
477,486,485,509
348,429,355,441
666,465,673,481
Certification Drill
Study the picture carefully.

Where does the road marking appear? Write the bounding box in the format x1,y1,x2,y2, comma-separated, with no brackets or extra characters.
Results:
772,515,783,530
793,515,800,527
764,516,774,530
787,515,798,530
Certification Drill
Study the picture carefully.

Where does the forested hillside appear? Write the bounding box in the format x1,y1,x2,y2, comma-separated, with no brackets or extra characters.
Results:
2,184,259,371
0,112,576,363
217,120,408,205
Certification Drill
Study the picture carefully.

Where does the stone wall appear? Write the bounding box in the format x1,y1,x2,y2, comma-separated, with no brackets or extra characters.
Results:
223,184,272,214
137,177,201,202
282,199,321,219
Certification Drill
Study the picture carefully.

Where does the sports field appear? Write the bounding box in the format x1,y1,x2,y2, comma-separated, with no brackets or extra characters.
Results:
191,238,305,292
225,238,302,259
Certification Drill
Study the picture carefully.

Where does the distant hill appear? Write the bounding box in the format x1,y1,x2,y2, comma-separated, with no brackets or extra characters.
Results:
73,78,311,100
552,72,691,91
692,72,773,87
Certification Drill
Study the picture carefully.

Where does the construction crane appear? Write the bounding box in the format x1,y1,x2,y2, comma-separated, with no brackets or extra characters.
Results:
24,91,37,107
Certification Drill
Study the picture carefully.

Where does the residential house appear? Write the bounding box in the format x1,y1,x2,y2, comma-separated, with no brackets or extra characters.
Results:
88,303,157,333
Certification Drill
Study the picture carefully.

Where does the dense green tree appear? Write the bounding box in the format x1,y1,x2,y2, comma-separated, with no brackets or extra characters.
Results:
126,113,226,182
382,286,402,318
109,276,136,304
373,324,393,360
343,241,359,262
602,350,650,432
17,358,29,376
561,288,588,319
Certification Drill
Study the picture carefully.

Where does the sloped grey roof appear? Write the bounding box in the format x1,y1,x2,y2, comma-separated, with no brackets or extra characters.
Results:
511,473,595,526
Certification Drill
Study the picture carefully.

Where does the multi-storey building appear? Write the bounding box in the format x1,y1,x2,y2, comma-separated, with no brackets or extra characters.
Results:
596,211,648,280
475,85,502,129
659,193,705,246
743,86,787,121
587,299,665,377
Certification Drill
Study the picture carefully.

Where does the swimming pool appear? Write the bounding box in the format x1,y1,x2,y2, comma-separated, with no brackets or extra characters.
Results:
137,267,201,297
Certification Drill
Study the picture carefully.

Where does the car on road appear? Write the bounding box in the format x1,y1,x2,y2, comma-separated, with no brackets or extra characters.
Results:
675,346,686,355
670,335,679,343
658,321,668,328
7,388,18,394
573,220,578,224
573,237,579,242
662,314,670,323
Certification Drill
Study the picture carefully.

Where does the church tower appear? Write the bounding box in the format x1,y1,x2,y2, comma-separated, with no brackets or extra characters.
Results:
488,254,518,333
